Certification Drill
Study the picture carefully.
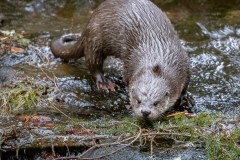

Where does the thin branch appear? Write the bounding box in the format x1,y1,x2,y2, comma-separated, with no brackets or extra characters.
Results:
54,121,142,160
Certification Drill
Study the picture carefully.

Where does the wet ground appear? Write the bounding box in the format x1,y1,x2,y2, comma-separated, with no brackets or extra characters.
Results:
0,0,240,159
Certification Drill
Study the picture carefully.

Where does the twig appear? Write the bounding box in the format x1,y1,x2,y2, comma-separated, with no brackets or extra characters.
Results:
51,137,56,157
1,135,113,151
78,121,142,159
150,135,156,157
54,121,142,160
30,46,50,65
141,132,193,137
63,141,70,157
50,105,72,120
40,68,60,91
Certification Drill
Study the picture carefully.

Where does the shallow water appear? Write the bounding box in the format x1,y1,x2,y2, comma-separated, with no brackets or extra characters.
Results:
0,0,240,159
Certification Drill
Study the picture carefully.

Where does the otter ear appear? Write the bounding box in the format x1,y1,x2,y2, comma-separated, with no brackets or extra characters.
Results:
152,65,161,76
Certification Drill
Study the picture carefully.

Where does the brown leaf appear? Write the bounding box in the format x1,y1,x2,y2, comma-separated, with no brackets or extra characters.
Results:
17,115,32,122
17,115,55,128
11,47,24,53
17,115,52,122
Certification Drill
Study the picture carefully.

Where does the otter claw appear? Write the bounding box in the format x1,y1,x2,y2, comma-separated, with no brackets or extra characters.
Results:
96,80,119,92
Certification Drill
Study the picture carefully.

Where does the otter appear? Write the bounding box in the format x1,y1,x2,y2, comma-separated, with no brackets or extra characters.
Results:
50,0,190,121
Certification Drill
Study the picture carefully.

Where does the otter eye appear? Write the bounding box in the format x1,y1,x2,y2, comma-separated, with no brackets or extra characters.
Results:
165,92,169,97
153,101,159,106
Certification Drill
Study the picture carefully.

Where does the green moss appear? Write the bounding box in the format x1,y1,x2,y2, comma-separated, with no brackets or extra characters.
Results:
152,112,239,159
52,117,139,137
83,120,138,136
54,123,68,134
98,121,138,135
206,130,240,160
0,79,48,113
191,112,219,126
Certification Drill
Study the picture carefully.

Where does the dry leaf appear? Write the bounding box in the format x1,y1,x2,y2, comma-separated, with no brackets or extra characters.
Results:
11,47,24,53
17,115,55,128
165,111,186,118
17,115,52,122
164,111,196,118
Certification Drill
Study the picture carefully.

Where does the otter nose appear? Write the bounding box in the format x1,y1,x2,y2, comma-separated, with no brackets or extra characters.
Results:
141,110,151,117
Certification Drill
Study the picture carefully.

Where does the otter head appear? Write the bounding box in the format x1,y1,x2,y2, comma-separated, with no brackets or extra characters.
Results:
129,65,180,121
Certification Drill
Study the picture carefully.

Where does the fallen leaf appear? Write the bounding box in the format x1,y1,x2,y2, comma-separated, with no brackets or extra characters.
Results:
163,111,197,118
17,115,55,128
17,115,53,123
165,112,186,118
17,115,32,122
11,47,24,53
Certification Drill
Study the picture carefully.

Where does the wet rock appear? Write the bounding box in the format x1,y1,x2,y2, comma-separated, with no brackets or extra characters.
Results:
0,67,19,84
86,146,207,160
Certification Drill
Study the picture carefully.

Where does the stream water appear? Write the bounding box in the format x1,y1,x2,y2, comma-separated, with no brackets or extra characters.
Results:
0,0,239,159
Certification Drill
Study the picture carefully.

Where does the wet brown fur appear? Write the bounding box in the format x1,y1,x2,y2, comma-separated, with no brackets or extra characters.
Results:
50,0,191,120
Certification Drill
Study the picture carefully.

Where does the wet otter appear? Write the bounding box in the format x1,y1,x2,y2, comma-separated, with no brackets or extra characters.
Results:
50,0,190,121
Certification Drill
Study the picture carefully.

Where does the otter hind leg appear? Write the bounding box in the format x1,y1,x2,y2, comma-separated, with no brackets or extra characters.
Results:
85,47,118,91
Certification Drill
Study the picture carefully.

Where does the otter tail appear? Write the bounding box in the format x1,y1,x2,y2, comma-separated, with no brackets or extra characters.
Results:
50,34,84,61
